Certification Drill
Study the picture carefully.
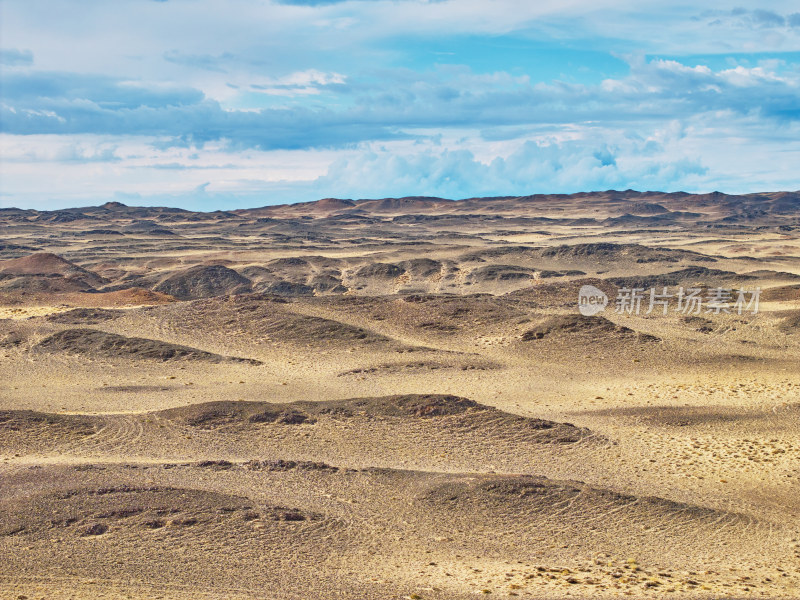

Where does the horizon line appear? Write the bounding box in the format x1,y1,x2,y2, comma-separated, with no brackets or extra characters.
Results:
3,188,800,214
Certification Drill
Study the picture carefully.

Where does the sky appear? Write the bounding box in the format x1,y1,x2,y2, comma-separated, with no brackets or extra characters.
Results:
1,0,800,210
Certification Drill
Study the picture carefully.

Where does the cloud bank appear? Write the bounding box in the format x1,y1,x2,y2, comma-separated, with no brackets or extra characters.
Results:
1,0,799,208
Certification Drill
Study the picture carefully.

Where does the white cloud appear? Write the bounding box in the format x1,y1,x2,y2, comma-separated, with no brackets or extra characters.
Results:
4,111,798,210
2,0,800,208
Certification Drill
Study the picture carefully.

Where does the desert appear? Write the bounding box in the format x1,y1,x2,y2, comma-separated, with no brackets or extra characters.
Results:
1,190,799,598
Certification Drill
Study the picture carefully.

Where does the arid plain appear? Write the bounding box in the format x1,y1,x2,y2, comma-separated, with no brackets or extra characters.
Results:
1,190,799,599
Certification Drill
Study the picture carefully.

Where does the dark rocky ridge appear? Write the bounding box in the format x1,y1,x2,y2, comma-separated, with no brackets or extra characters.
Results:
35,329,262,364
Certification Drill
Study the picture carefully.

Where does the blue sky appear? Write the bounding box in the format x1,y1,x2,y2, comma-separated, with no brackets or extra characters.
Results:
1,0,799,210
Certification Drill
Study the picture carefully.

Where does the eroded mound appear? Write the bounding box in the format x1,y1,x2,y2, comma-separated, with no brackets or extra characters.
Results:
353,262,404,279
420,474,632,508
244,459,339,472
83,287,178,306
158,394,480,429
171,294,404,348
626,202,670,215
0,252,103,280
154,265,252,300
159,401,317,429
35,329,261,364
540,243,715,263
608,266,747,289
0,253,107,293
521,314,659,342
0,484,317,540
399,258,442,277
0,274,96,294
252,312,393,343
313,293,533,337
240,258,348,296
0,410,95,434
46,307,124,324
157,395,596,444
317,393,483,418
0,410,97,453
467,264,536,282
418,473,753,535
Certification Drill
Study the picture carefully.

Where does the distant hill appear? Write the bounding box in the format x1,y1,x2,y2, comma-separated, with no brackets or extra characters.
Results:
2,190,799,223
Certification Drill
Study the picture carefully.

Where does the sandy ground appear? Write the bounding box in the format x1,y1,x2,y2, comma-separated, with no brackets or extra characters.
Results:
1,192,799,599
